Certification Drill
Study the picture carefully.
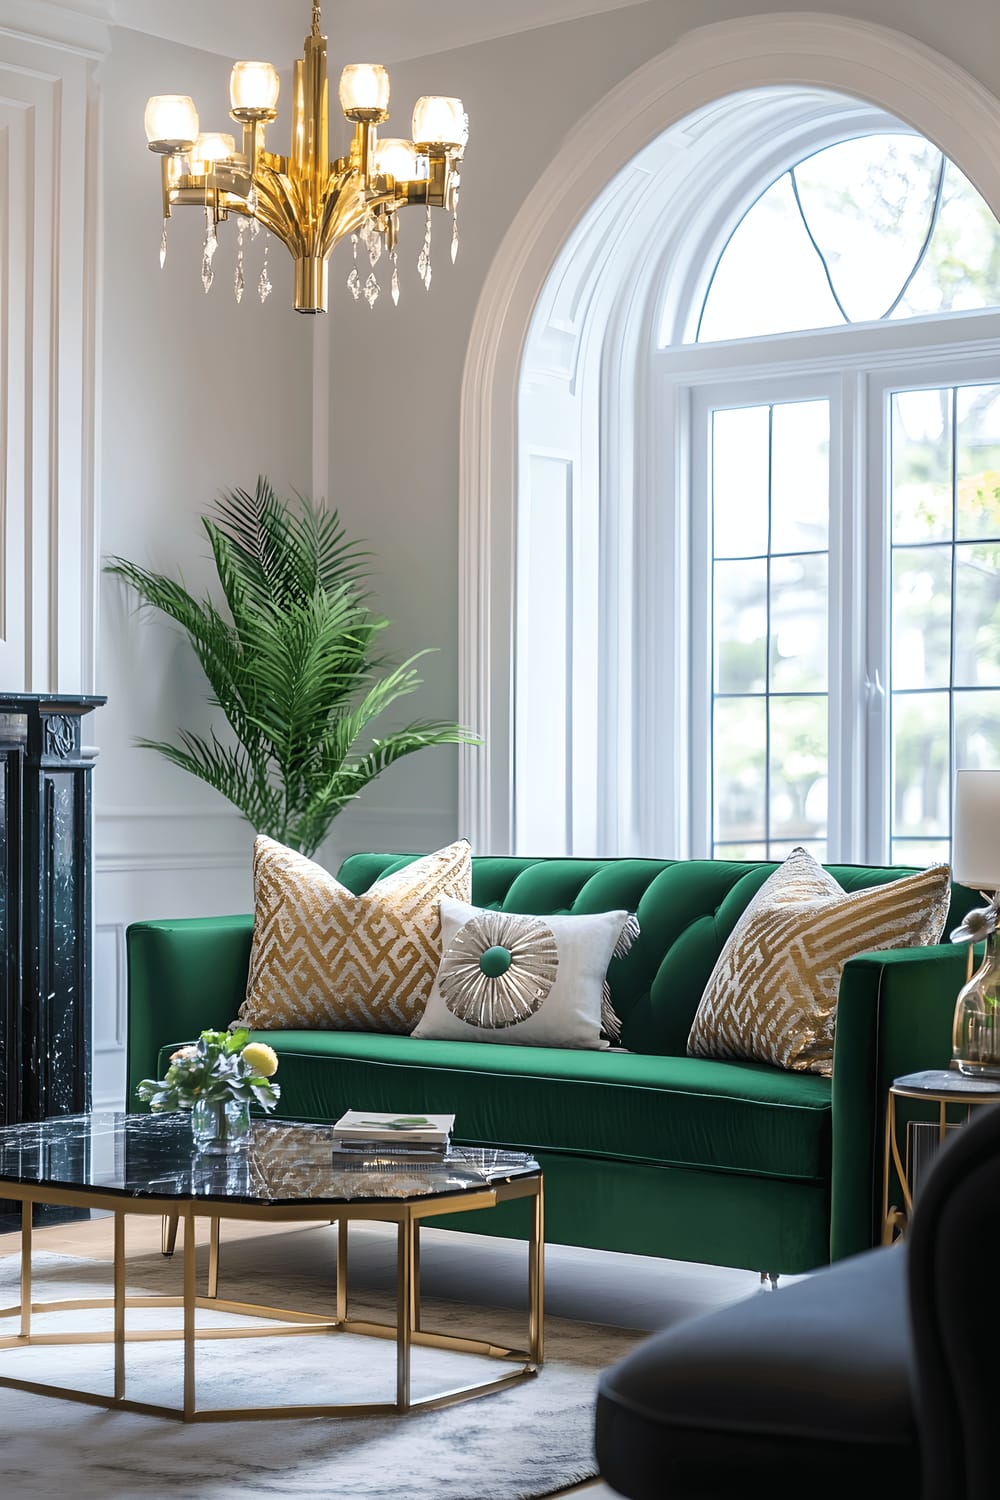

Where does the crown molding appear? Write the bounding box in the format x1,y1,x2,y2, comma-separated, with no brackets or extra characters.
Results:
108,0,650,66
0,0,110,56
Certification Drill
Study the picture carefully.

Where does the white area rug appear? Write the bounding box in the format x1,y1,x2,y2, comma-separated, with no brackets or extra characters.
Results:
0,1233,647,1500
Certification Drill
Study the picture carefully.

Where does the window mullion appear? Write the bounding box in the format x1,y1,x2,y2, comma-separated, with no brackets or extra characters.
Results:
864,377,892,861
830,370,867,861
688,390,713,858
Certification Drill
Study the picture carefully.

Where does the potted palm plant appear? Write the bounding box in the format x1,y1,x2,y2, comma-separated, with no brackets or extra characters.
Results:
105,476,476,858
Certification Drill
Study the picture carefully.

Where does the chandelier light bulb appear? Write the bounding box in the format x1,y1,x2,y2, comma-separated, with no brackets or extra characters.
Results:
411,96,468,151
230,61,280,122
144,95,200,154
191,133,237,170
374,138,425,183
338,64,390,122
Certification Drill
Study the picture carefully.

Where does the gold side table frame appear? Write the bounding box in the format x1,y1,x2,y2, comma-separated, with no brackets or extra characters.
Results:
0,1174,544,1422
881,1078,1000,1244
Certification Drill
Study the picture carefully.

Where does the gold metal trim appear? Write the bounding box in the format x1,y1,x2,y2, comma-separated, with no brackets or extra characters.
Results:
882,1080,1000,1241
0,1168,544,1422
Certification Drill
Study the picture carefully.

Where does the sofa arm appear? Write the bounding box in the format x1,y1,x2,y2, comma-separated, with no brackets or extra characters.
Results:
125,915,254,1110
829,941,973,1262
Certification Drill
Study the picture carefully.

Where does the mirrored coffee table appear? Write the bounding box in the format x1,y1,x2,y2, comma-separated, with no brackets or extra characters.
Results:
0,1111,544,1421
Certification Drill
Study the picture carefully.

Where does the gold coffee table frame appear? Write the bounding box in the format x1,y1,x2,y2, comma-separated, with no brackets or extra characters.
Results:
0,1174,544,1422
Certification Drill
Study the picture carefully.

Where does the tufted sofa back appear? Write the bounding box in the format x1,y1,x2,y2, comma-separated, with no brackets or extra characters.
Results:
335,852,981,1058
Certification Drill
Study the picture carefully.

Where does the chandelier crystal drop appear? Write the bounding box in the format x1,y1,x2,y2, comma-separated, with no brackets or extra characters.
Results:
143,2,468,314
418,203,433,291
235,219,246,304
201,208,218,294
258,240,273,304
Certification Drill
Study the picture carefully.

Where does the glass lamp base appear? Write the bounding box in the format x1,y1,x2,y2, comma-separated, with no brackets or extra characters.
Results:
953,1056,1000,1079
952,930,1000,1078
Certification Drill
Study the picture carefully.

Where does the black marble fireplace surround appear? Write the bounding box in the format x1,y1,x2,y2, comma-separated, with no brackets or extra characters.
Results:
0,694,105,1222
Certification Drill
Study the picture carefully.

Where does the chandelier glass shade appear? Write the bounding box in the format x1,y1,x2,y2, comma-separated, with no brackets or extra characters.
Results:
143,2,468,313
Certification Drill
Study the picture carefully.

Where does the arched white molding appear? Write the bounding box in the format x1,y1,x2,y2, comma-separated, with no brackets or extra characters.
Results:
459,11,1000,853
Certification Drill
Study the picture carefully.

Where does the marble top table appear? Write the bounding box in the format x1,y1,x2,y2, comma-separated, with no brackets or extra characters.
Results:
0,1111,544,1421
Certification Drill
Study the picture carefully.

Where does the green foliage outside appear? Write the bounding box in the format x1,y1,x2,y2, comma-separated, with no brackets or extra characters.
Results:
105,476,478,858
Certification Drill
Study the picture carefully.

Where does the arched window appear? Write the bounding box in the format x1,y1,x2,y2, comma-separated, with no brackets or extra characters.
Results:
514,96,1000,864
691,135,1000,343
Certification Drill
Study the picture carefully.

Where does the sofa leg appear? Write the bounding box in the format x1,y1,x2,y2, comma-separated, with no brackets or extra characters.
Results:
162,1213,179,1257
758,1271,779,1291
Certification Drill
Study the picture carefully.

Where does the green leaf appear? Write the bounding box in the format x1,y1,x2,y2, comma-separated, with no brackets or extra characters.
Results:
104,476,480,856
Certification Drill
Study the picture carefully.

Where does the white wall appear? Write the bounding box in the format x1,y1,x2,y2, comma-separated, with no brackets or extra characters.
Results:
92,26,314,1105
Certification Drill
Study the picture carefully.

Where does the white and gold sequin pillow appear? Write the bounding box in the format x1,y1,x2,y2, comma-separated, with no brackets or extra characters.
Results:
686,846,951,1076
412,896,638,1049
237,836,472,1034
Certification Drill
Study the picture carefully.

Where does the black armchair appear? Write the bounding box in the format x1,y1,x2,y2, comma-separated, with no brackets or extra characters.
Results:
595,1097,1000,1500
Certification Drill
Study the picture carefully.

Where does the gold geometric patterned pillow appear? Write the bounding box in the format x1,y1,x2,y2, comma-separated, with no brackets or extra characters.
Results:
686,846,951,1076
236,836,472,1034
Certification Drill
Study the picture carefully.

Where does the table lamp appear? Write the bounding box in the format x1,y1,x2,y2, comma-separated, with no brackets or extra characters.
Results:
949,768,1000,1076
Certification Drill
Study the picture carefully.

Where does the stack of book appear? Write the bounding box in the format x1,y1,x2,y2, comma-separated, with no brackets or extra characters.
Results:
332,1110,455,1163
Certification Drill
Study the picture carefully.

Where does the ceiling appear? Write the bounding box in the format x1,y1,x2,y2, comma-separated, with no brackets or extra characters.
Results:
105,0,651,64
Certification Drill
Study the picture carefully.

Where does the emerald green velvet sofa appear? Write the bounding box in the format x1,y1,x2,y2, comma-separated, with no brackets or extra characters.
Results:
125,852,978,1277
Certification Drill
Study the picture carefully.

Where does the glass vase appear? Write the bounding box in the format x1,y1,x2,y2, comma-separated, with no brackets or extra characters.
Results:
191,1097,251,1153
952,930,1000,1077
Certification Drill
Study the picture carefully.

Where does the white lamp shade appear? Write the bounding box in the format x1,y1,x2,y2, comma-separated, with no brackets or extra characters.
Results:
338,64,390,119
411,96,468,149
144,95,200,153
952,769,1000,889
191,133,236,169
374,137,424,182
230,61,280,117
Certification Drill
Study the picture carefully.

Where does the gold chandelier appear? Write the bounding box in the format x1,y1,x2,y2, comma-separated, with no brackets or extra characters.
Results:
143,1,468,314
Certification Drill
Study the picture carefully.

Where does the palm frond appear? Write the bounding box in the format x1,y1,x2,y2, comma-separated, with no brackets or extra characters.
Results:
210,477,294,607
136,731,283,836
104,477,479,855
286,491,373,597
288,722,478,857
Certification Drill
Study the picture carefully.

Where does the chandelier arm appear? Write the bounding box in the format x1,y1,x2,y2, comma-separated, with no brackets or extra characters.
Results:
225,195,289,247
255,151,316,239
253,170,312,257
317,175,370,258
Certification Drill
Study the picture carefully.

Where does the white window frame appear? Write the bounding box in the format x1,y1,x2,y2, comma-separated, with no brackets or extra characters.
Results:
687,372,846,860
652,321,1000,864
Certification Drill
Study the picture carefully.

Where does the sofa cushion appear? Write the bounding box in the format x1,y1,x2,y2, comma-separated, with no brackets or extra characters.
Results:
160,1031,833,1181
335,851,977,1059
237,836,471,1034
412,896,635,1049
686,847,951,1075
